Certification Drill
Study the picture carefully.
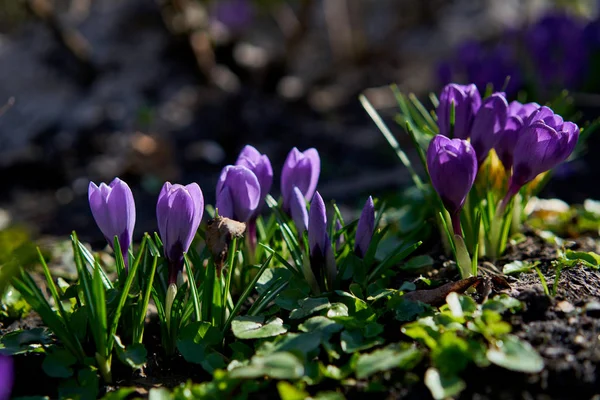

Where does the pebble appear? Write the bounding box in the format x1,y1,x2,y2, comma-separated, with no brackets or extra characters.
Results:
585,301,600,318
556,300,575,314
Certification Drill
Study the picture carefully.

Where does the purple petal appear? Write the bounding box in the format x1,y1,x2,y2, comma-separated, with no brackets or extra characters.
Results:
290,186,309,234
427,135,478,215
185,183,204,233
164,187,196,260
308,191,328,258
216,185,235,219
0,355,13,400
281,147,320,211
217,165,261,222
470,92,508,164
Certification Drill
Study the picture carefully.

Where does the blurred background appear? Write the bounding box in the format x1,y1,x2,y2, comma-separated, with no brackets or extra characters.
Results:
0,0,599,246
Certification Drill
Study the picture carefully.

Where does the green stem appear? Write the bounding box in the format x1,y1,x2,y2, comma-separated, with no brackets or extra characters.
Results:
454,234,473,278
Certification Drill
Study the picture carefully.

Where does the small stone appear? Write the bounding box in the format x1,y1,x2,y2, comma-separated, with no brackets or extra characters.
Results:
556,300,575,314
585,301,600,318
574,335,585,345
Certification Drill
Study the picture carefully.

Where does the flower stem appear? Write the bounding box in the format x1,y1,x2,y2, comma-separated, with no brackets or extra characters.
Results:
450,211,462,236
453,234,473,278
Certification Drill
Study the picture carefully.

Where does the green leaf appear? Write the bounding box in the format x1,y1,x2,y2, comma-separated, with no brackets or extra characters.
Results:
148,388,172,400
114,335,147,369
486,335,544,373
100,387,138,400
289,297,330,319
431,332,470,375
393,298,428,321
58,367,99,400
298,316,343,339
0,328,52,355
277,381,309,400
424,368,466,400
564,250,600,269
231,316,288,339
355,345,422,378
229,352,304,380
482,294,523,313
340,329,384,353
260,332,322,357
42,349,77,378
177,321,223,365
502,260,538,275
326,303,349,318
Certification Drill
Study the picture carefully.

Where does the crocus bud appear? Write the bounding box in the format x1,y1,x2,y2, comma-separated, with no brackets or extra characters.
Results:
235,145,273,215
156,182,204,285
502,120,579,207
216,165,261,223
437,83,481,139
495,101,540,171
88,178,136,266
308,191,336,291
0,355,13,400
355,196,375,258
290,186,308,234
470,92,508,165
427,135,478,235
281,148,320,212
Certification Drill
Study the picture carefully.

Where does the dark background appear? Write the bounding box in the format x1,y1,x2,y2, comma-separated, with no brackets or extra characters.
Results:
0,0,598,246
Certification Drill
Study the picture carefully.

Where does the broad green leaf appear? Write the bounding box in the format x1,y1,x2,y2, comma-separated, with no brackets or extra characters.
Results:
564,250,600,269
42,349,77,378
114,335,147,369
177,322,223,365
502,260,537,275
0,328,51,355
482,295,523,313
326,303,349,318
298,316,343,338
231,316,288,339
260,332,322,357
101,387,138,400
58,367,99,400
289,297,330,319
277,381,309,400
340,329,384,353
229,352,304,380
431,332,470,375
355,345,422,378
424,368,466,400
148,388,171,400
486,335,544,373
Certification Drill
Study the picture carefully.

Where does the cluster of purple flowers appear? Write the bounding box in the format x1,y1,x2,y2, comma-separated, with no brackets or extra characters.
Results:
88,146,375,286
439,12,600,95
427,83,579,234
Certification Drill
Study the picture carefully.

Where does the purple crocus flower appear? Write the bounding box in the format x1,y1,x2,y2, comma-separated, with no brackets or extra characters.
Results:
427,135,478,236
501,116,579,210
235,145,273,213
213,0,254,32
290,186,308,234
0,355,13,400
525,13,588,90
88,178,136,267
216,165,261,223
308,191,336,291
281,148,320,212
495,101,540,171
437,83,481,139
355,196,374,258
157,182,204,285
470,92,508,165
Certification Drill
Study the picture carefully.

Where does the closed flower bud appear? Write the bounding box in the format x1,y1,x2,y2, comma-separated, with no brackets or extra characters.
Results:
157,182,204,285
355,196,375,258
216,165,261,223
437,83,481,139
290,186,308,234
427,135,478,235
281,148,320,212
470,92,508,165
88,178,136,267
235,145,273,216
308,191,336,290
